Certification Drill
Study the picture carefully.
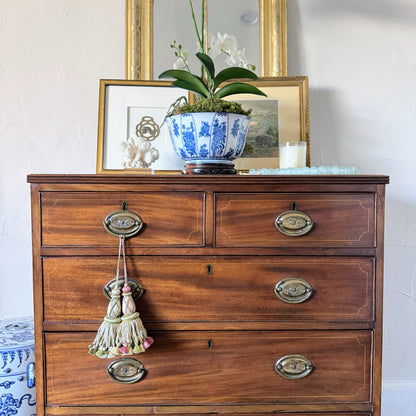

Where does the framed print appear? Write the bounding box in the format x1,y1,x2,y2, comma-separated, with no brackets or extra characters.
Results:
126,0,287,80
227,76,310,171
96,80,189,174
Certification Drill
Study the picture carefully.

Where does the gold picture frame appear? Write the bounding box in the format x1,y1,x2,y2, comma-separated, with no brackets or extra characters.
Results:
96,79,191,174
126,0,287,80
229,77,310,171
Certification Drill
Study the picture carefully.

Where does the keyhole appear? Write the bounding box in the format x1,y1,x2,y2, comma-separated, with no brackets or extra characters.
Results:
207,264,212,275
207,339,213,349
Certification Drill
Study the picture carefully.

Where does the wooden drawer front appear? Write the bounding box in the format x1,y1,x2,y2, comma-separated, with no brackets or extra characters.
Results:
44,413,371,416
43,257,374,324
40,192,204,247
215,193,375,247
45,331,371,406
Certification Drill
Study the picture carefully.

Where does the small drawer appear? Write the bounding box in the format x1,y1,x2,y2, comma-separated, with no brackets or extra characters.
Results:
215,193,376,247
42,257,374,325
40,192,204,247
45,330,372,406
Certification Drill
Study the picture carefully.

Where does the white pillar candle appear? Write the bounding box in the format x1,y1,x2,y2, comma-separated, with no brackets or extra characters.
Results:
279,141,307,168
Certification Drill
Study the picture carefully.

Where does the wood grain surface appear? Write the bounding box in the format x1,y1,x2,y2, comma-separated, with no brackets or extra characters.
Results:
42,256,374,324
41,192,204,247
215,193,375,247
45,330,372,406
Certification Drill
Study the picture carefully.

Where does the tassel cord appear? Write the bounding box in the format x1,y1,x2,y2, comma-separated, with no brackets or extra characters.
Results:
121,235,128,287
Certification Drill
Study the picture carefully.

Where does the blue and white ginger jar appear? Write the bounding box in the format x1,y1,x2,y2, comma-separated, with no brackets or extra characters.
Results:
0,317,36,416
166,112,251,173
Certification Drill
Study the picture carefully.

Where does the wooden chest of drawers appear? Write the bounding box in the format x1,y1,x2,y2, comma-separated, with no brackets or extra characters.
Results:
28,174,388,416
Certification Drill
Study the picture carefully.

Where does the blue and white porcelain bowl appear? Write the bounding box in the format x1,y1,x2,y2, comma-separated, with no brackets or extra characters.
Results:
166,112,251,166
0,317,36,415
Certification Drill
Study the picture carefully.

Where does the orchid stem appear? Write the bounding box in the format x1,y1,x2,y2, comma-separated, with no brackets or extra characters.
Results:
189,0,203,51
203,0,208,54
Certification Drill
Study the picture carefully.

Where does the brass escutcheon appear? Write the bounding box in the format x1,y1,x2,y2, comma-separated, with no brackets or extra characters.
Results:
275,354,314,379
274,278,313,304
107,357,145,384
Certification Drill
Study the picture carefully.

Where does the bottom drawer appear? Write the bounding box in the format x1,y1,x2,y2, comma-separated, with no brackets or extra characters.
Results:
45,413,371,416
45,331,372,406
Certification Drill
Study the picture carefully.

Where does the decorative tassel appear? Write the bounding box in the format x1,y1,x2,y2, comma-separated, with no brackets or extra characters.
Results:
116,237,154,355
88,237,124,358
88,291,121,358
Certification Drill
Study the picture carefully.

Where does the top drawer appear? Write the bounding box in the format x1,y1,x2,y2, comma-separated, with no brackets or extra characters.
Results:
40,192,204,247
215,193,376,248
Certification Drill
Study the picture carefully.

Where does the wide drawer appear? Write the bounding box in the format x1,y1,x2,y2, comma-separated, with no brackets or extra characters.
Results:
45,330,372,406
42,256,374,325
40,192,204,247
215,193,376,247
44,413,371,416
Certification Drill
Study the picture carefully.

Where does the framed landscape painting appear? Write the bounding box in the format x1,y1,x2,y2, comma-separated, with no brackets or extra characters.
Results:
227,77,310,171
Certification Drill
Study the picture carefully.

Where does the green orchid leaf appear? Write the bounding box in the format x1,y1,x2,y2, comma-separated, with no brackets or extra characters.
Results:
196,52,215,81
171,80,210,98
214,82,267,99
213,67,259,91
159,69,210,98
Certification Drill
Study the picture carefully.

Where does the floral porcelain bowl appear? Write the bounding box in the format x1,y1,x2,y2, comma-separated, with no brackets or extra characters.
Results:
166,112,251,170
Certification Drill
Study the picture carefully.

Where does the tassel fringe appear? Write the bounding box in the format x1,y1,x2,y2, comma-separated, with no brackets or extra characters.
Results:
88,287,122,358
88,316,121,358
117,312,147,354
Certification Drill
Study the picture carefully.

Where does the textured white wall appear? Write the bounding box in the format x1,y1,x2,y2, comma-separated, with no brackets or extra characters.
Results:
0,0,125,317
287,1,416,412
0,0,415,413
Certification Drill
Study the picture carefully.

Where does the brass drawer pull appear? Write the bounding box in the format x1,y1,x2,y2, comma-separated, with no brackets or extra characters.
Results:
107,357,145,383
274,203,313,237
103,201,143,238
274,278,312,304
275,354,314,379
103,277,144,301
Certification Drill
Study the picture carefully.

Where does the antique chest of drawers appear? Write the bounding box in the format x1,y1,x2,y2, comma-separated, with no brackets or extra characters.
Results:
28,174,389,416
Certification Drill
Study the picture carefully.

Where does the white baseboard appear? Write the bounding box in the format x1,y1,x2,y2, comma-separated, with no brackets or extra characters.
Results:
382,383,416,414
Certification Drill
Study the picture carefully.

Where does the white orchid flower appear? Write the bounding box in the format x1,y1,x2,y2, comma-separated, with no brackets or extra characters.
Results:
226,47,252,69
169,28,256,81
207,32,254,70
173,58,187,70
208,32,222,59
220,34,238,55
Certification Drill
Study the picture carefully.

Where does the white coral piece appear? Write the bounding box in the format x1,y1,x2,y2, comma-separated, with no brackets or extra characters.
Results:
121,136,160,168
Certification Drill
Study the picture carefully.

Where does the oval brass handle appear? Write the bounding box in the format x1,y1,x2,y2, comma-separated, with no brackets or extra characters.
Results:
107,358,145,384
274,210,313,237
103,278,144,301
275,354,314,379
274,278,312,304
103,202,143,238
